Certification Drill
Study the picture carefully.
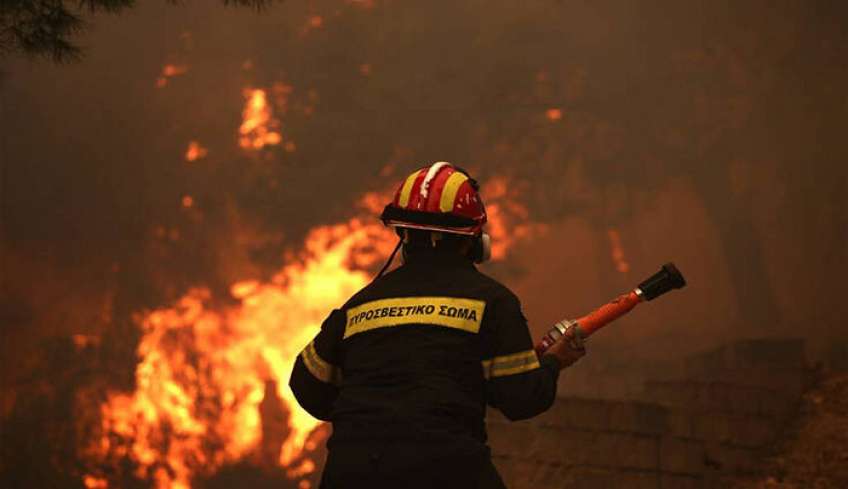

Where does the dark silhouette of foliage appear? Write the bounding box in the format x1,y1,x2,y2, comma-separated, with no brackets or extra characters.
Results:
0,0,278,62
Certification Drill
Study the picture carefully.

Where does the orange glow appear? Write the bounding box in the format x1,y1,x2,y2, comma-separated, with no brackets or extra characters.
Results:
156,64,189,88
163,65,188,77
546,108,563,121
286,458,316,478
239,89,283,151
482,177,546,260
85,179,535,488
83,475,108,489
358,190,392,215
230,280,260,299
181,195,194,208
359,64,372,76
379,163,394,177
607,228,631,273
72,334,100,349
300,15,325,36
88,203,396,489
185,141,208,162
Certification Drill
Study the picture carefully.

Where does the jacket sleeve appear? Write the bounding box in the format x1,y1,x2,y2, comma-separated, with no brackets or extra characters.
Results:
482,291,560,421
289,308,345,421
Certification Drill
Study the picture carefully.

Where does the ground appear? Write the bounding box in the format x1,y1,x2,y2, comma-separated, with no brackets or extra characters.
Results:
731,370,848,489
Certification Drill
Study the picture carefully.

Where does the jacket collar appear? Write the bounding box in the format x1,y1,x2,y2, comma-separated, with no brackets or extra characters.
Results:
401,247,475,270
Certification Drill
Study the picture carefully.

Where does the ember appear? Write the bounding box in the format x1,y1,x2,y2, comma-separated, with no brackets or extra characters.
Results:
185,141,208,162
156,64,189,88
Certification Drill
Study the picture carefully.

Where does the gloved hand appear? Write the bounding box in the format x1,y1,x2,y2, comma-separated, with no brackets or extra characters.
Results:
543,324,586,370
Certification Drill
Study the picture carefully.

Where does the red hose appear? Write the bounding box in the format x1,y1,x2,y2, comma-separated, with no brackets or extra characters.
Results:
536,263,685,356
576,290,642,337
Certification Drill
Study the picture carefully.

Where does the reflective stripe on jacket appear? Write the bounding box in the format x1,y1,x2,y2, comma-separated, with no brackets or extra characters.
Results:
289,247,560,443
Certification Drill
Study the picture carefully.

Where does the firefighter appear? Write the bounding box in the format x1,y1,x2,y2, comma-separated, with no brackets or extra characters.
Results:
290,162,586,489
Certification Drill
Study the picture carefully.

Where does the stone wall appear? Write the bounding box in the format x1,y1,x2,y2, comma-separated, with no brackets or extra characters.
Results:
487,339,814,489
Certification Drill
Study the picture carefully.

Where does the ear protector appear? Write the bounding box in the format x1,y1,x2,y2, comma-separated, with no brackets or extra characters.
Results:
470,232,492,264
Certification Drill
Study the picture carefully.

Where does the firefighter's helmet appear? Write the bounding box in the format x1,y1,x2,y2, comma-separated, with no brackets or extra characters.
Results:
380,162,487,236
380,162,491,264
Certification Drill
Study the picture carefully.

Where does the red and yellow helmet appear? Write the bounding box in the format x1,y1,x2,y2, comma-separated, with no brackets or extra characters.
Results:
380,162,487,236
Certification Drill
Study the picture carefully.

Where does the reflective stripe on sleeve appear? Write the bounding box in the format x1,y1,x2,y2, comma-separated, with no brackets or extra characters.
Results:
300,340,341,384
481,350,540,380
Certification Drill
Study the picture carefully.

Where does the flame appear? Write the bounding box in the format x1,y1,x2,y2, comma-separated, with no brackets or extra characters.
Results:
239,89,283,150
545,108,563,121
88,203,395,489
482,177,546,260
73,63,542,486
607,228,630,273
185,141,208,162
358,189,393,215
84,176,533,488
286,458,316,478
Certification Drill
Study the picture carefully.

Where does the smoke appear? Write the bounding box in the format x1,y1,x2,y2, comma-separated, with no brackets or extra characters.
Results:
1,0,847,484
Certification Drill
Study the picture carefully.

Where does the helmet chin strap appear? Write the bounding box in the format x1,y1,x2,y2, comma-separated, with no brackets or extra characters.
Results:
372,239,403,283
429,231,443,248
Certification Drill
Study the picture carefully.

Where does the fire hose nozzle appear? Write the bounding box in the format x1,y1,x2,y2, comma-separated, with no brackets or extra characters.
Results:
636,262,686,301
535,262,687,356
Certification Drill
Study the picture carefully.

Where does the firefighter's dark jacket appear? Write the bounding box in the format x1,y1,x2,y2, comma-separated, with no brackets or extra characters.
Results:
289,247,560,444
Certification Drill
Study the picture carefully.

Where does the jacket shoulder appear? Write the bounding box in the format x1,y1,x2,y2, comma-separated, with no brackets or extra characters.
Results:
340,264,517,310
340,267,402,309
469,268,519,302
